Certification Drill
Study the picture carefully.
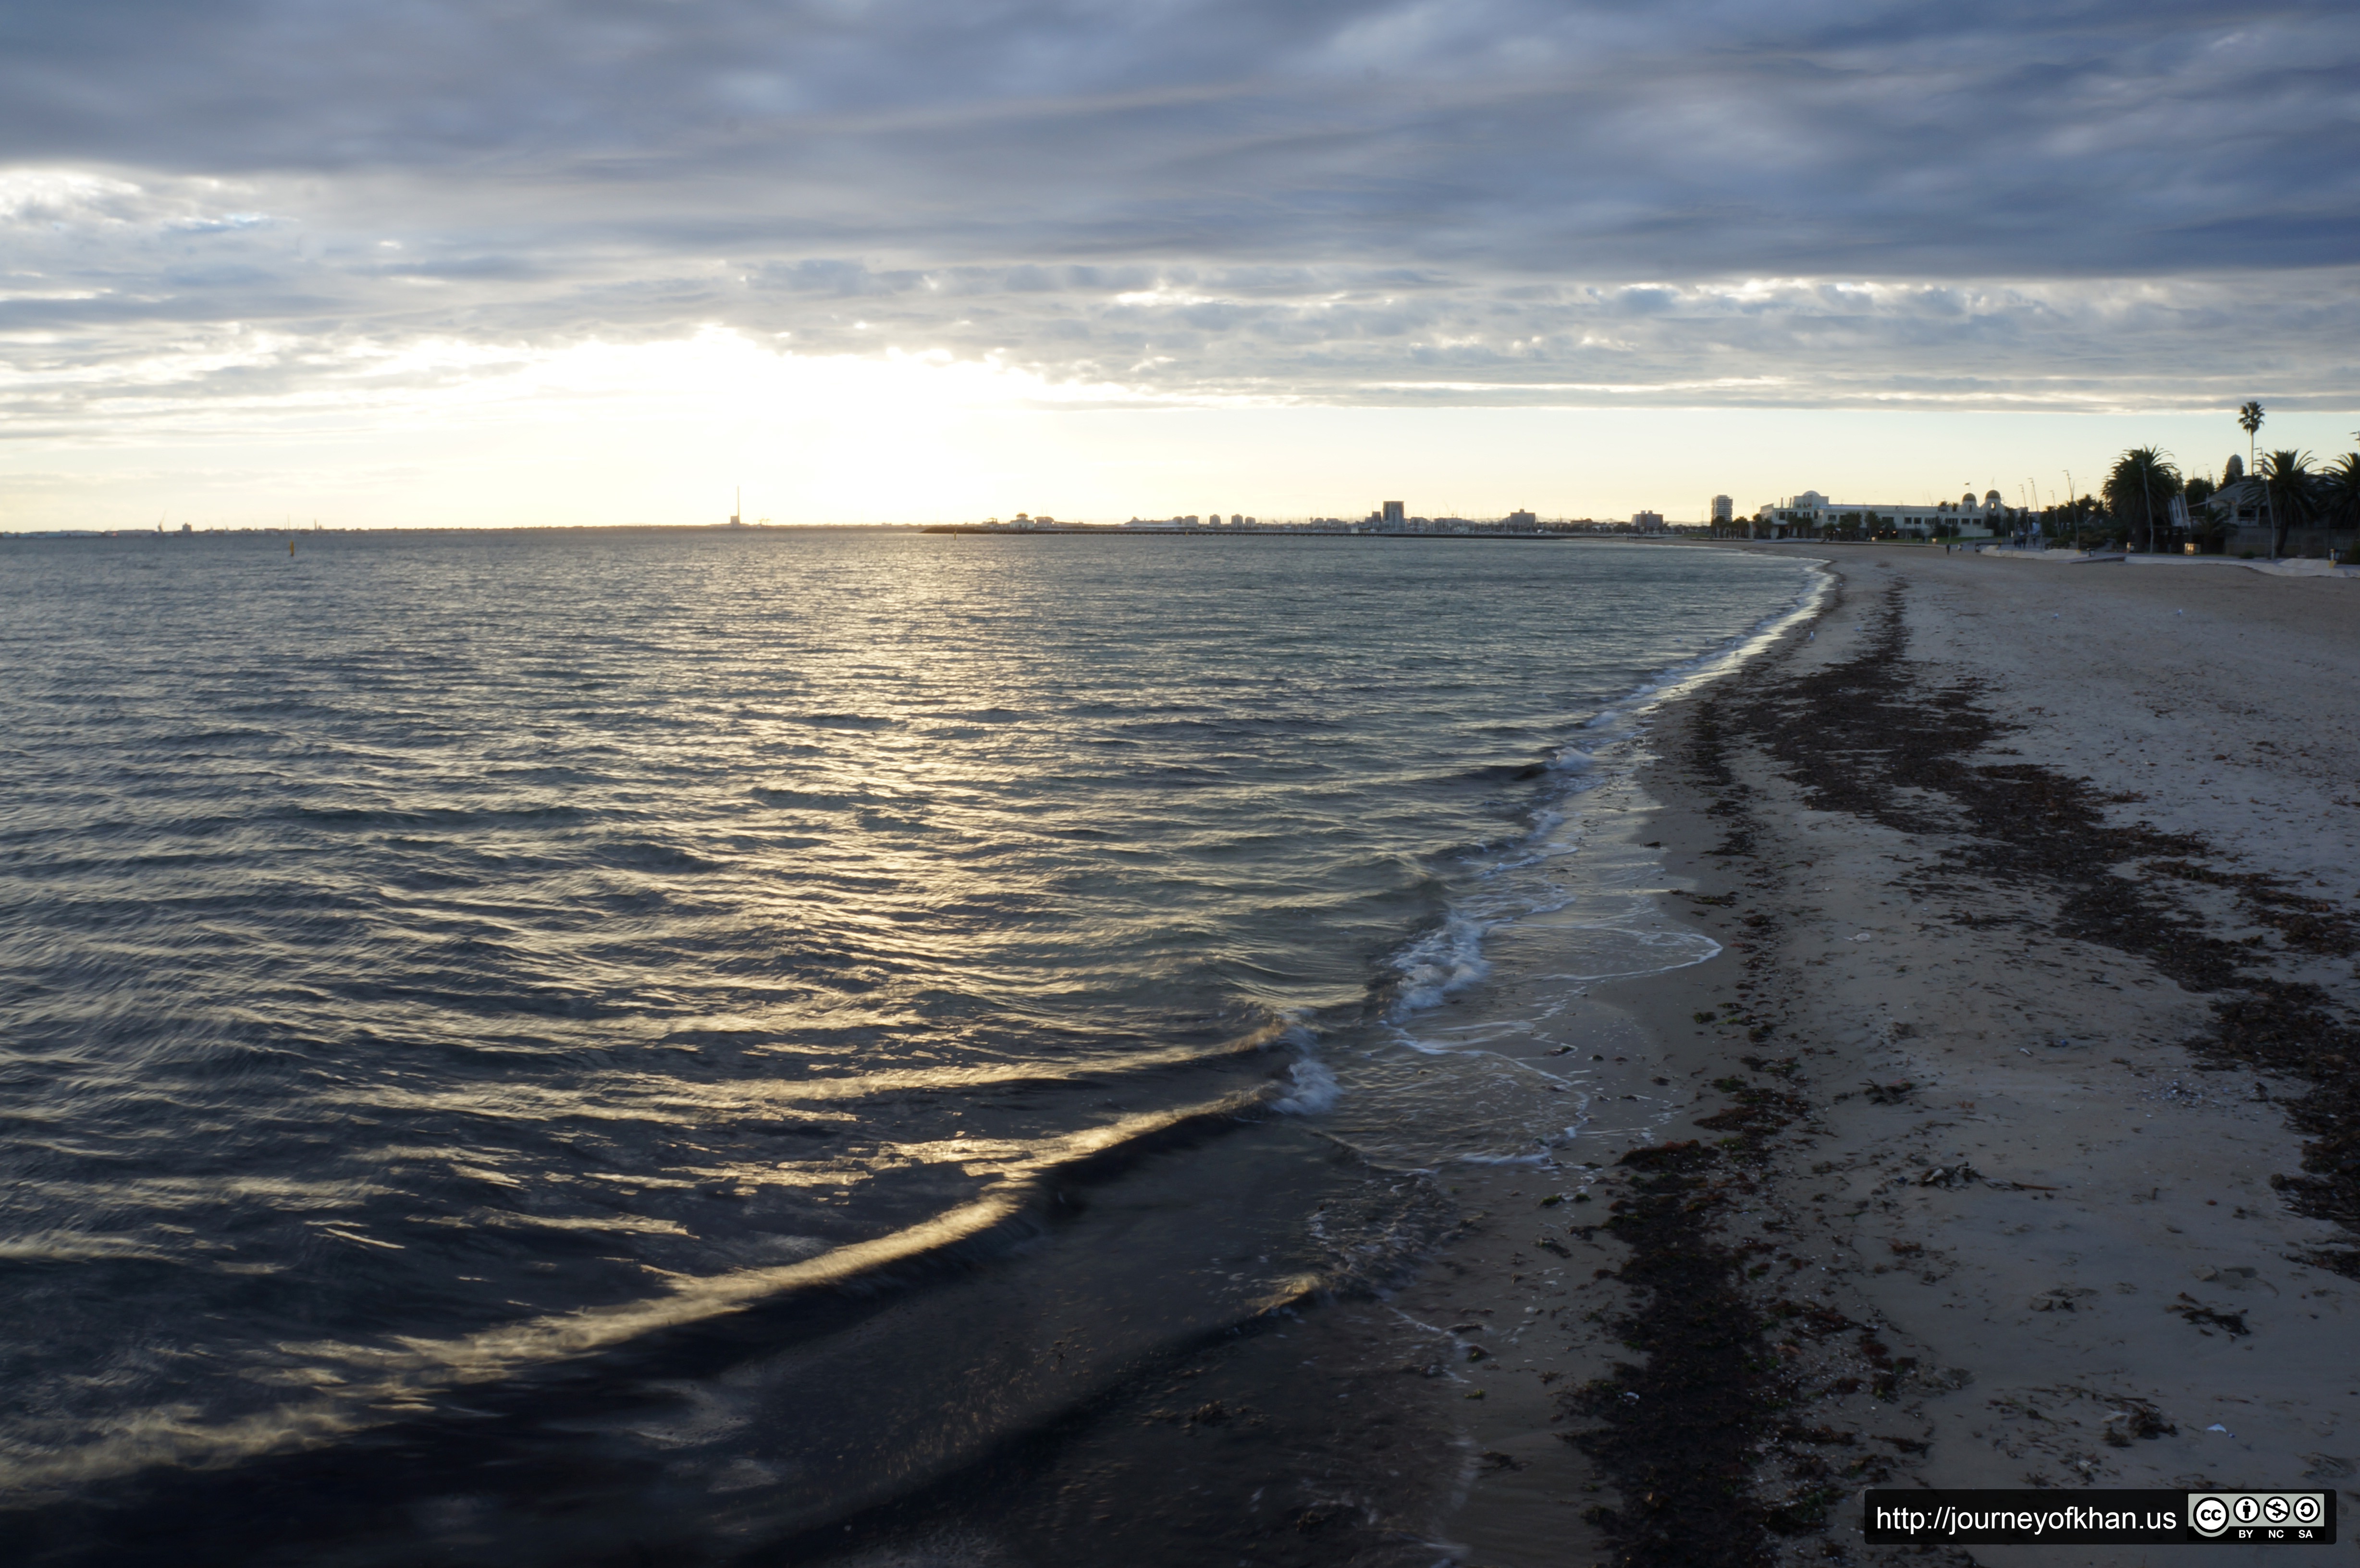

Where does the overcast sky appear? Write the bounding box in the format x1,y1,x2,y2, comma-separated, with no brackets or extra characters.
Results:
3,0,2355,525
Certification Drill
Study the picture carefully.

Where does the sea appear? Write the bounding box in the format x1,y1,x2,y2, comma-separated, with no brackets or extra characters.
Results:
0,529,1820,1565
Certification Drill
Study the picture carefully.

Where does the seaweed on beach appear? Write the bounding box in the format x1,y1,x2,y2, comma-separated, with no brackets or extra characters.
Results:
1684,697,1759,860
1562,1139,1773,1568
1622,573,2360,1556
2224,983,2360,1271
1719,578,2360,1275
2149,859,2360,958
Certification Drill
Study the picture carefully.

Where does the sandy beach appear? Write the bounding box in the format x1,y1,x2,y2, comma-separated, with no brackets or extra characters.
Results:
1414,545,2360,1567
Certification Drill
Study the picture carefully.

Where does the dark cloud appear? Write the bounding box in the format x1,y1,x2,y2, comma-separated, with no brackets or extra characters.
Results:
1,0,2356,425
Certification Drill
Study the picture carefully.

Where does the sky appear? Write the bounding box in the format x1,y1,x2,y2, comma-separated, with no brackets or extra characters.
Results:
2,0,2356,527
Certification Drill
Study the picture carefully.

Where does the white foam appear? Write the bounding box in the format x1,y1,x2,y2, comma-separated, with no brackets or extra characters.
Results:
1379,555,1830,1026
1531,926,1723,982
1293,553,1830,1154
1389,910,1492,1015
1270,1057,1340,1115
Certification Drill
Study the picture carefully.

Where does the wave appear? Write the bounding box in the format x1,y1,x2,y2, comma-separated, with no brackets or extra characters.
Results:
336,1021,1292,1127
1269,1054,1340,1115
0,1085,1293,1497
1389,910,1493,1014
1416,553,1829,991
1219,556,1833,1173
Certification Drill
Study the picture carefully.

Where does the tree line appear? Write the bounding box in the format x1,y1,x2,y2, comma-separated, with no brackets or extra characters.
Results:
2100,403,2360,559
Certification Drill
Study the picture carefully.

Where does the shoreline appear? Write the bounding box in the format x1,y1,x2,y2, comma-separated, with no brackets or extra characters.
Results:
15,541,2352,1567
1416,544,2360,1565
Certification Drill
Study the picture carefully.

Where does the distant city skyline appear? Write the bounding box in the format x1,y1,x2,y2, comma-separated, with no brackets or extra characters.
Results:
1,3,2353,529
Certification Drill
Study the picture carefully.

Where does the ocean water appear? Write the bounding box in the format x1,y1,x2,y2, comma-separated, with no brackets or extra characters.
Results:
0,529,1818,1563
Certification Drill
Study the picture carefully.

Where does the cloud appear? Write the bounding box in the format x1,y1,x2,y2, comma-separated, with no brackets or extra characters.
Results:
1,0,2355,436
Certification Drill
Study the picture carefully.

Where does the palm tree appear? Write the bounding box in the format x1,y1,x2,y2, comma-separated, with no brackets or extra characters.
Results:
2320,452,2360,562
2238,401,2264,472
2103,446,2181,552
2257,449,2317,560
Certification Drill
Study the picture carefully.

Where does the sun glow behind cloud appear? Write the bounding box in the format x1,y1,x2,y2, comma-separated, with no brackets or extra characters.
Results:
11,320,2346,528
2,326,1199,527
1,1,2357,525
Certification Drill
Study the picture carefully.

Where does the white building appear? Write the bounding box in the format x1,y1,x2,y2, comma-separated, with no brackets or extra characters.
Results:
1750,488,2008,540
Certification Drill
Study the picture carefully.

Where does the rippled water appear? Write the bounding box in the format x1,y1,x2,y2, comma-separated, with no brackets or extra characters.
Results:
0,529,1816,1559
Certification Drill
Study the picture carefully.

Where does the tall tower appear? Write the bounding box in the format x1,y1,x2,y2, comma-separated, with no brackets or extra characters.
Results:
1381,500,1405,527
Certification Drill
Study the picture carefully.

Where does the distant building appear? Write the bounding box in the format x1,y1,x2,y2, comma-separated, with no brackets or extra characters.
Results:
2202,478,2356,557
1750,488,2003,540
2207,479,2264,549
1710,496,1733,527
1633,510,1665,531
1380,501,1405,527
1504,509,1536,528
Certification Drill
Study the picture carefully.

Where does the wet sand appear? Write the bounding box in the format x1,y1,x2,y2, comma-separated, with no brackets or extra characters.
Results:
1415,546,2360,1566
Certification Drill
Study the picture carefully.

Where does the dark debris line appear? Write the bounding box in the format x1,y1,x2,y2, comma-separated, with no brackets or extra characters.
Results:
1722,583,2360,1267
1569,1137,1772,1568
1558,577,2360,1568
